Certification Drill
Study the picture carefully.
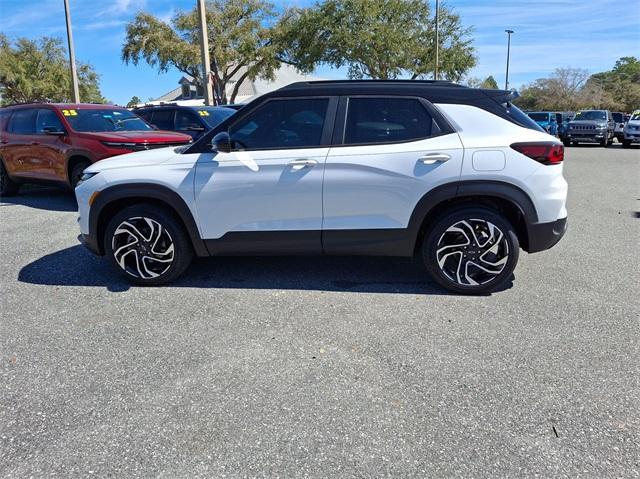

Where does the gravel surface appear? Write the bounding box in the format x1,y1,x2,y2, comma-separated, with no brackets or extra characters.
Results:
1,145,639,478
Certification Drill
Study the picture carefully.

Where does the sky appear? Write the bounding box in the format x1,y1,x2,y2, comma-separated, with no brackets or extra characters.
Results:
1,0,638,105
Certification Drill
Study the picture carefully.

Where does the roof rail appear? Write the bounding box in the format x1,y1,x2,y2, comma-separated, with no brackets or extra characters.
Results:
280,79,465,89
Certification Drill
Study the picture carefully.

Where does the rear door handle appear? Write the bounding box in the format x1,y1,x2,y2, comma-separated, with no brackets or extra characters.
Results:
30,141,40,146
288,159,318,171
419,153,451,164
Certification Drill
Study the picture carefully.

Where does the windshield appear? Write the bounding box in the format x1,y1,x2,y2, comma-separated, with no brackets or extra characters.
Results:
64,108,153,132
528,112,550,122
196,107,236,128
612,113,623,122
573,111,606,121
631,113,640,121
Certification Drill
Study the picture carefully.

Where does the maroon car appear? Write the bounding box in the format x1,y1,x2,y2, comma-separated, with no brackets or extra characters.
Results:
0,103,192,196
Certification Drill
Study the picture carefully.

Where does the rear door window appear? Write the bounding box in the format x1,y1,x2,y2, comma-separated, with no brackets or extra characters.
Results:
8,109,36,135
343,97,435,145
150,109,175,130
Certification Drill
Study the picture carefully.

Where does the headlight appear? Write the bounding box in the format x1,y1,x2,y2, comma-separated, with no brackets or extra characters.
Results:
101,141,137,148
76,172,98,187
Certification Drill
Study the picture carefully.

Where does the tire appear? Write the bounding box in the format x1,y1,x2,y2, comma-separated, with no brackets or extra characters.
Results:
104,204,194,286
69,160,91,189
421,207,520,295
0,159,20,197
562,139,571,147
600,134,608,147
622,140,631,148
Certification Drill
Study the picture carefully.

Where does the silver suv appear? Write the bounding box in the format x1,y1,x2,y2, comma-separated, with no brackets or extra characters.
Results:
564,110,615,147
622,110,640,148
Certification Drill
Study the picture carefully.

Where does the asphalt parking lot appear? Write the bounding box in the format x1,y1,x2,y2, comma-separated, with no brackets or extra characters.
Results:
1,145,638,478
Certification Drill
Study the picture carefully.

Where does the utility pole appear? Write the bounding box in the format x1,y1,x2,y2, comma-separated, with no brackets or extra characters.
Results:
63,0,80,103
197,0,214,106
434,0,439,80
505,29,514,90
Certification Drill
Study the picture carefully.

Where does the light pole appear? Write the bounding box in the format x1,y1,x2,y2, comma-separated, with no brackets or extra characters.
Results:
434,0,439,80
504,29,514,90
63,0,80,103
197,0,214,106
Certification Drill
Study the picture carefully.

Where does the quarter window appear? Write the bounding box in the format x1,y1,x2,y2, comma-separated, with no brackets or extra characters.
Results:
229,98,329,149
344,97,435,145
8,109,36,135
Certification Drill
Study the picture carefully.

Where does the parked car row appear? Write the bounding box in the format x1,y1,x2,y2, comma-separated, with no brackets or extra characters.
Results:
525,109,638,148
0,102,239,195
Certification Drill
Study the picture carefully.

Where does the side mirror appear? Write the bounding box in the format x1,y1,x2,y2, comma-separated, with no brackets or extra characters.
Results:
43,126,65,136
210,131,232,153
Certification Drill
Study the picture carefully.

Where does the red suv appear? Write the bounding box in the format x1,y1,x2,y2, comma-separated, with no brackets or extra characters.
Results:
0,103,192,196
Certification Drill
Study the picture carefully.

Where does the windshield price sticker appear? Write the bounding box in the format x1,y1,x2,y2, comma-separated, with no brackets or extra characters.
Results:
62,109,78,116
198,110,210,116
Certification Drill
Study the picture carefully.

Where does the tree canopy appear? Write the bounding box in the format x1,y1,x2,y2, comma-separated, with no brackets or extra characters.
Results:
126,96,142,108
122,0,280,104
0,35,105,105
515,57,640,112
277,0,476,81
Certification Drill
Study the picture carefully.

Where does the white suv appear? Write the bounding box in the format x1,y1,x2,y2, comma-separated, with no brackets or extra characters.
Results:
75,81,568,294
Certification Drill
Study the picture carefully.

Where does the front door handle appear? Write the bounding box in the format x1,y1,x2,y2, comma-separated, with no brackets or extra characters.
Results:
419,153,451,164
30,141,40,146
288,159,318,171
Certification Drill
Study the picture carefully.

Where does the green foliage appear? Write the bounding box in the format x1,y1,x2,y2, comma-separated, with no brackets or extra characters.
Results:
126,96,142,108
480,75,498,89
588,57,640,112
277,0,476,81
0,34,105,105
122,0,281,104
515,58,640,112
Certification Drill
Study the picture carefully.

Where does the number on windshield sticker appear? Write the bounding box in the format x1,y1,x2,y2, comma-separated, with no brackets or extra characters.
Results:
62,109,78,116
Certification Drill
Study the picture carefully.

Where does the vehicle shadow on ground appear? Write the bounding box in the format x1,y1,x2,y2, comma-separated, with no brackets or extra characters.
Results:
17,245,514,295
0,187,77,212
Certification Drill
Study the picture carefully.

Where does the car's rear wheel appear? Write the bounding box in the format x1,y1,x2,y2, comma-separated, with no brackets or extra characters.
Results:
0,159,20,197
104,204,193,285
422,207,519,294
600,134,608,147
622,140,631,148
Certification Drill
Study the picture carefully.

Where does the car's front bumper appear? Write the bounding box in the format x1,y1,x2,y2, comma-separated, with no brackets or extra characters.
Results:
623,132,640,143
526,217,567,253
78,233,101,255
566,132,607,143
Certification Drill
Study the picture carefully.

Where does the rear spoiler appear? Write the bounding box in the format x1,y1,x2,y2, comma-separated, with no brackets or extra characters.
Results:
481,89,520,104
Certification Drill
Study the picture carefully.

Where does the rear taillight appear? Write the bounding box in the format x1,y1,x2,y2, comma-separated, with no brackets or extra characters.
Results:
510,142,564,165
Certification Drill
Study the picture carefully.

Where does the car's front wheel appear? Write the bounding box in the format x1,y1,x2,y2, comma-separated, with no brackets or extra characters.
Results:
104,204,193,285
422,207,520,294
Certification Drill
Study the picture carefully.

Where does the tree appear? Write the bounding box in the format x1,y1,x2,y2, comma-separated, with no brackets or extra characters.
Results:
514,59,640,112
480,75,498,89
277,0,476,81
515,68,592,111
588,57,640,112
126,96,142,108
122,0,281,104
0,35,105,105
